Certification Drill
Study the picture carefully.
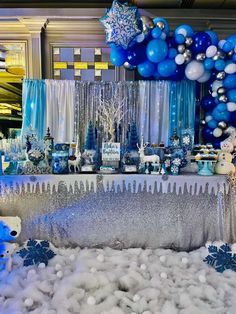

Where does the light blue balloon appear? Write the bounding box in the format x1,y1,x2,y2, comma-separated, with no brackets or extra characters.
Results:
227,34,236,47
222,41,234,53
175,34,185,44
223,74,236,89
227,89,236,102
232,53,236,63
168,48,177,59
137,60,155,78
214,59,226,71
212,104,230,122
206,31,219,45
146,38,168,63
174,24,194,37
204,58,214,70
153,17,170,35
207,119,218,129
158,59,177,77
151,27,162,39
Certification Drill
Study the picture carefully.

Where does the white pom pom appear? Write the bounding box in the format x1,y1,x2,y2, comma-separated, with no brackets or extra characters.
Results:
140,263,147,270
38,263,46,269
213,127,223,138
227,102,236,112
56,270,63,278
97,254,105,262
69,254,75,261
55,263,62,271
159,255,166,263
133,294,140,302
198,274,206,283
181,257,189,264
24,298,34,307
160,272,167,279
87,296,96,305
90,267,97,273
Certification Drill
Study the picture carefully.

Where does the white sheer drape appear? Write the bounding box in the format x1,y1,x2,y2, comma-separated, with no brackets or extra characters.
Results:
45,80,75,143
138,81,170,145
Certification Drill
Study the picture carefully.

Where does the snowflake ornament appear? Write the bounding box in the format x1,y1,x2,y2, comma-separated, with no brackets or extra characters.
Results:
18,239,56,267
59,159,68,169
100,0,142,49
203,243,236,273
172,158,181,166
182,135,190,146
171,164,179,174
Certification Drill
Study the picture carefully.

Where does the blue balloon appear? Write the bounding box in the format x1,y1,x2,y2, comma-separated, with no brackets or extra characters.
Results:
207,119,218,129
222,41,234,53
202,127,215,142
153,17,170,35
169,65,185,81
110,47,127,66
127,44,146,66
200,95,216,111
151,27,162,39
158,59,177,77
214,59,226,71
227,34,236,47
175,24,194,37
204,58,214,70
232,54,236,63
223,74,236,89
137,60,155,77
212,104,230,122
168,48,177,59
146,39,168,63
206,30,219,45
175,34,185,44
191,32,212,54
227,89,236,102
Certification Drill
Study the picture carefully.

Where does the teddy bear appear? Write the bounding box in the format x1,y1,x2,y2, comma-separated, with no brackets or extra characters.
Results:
0,216,21,272
215,141,236,175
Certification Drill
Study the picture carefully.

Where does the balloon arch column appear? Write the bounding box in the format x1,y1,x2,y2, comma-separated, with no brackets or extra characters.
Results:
100,0,236,147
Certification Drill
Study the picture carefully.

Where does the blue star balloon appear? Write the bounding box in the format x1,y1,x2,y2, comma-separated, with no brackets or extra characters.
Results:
100,0,142,49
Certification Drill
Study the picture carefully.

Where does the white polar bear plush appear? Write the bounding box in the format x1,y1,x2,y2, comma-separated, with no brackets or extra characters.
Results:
0,242,18,272
0,216,21,241
215,150,236,175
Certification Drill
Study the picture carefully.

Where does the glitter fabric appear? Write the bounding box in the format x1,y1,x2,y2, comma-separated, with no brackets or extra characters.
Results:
0,174,234,251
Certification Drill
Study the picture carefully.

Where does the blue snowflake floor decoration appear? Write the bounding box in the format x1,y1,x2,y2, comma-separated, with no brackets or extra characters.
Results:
18,239,56,267
204,243,236,273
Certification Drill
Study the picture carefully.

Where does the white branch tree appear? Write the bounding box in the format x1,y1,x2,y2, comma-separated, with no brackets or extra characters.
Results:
97,96,127,142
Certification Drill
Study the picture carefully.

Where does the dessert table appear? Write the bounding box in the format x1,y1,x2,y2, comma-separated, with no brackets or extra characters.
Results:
0,174,235,251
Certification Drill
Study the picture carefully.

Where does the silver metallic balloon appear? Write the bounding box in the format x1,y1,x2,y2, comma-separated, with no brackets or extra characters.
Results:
213,50,225,60
123,62,136,70
185,37,193,47
156,21,165,30
183,49,192,63
141,16,154,29
184,56,192,63
178,45,186,54
196,53,206,61
218,121,227,129
218,95,228,103
216,71,226,80
217,87,226,95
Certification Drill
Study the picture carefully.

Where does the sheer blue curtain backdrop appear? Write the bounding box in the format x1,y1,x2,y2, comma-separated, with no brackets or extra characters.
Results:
21,79,196,147
21,79,46,140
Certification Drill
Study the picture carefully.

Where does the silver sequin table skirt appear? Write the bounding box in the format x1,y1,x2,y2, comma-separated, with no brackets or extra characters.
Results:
0,174,235,251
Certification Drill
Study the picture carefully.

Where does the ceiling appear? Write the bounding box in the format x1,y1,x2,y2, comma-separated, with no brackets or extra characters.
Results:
0,0,236,9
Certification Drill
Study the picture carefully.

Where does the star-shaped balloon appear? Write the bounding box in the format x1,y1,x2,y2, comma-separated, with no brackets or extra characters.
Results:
100,0,142,49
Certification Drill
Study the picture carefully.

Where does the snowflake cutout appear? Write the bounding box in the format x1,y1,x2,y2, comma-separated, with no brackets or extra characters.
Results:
100,0,142,49
18,239,56,267
203,243,236,273
59,159,68,169
171,164,179,174
172,158,181,166
182,135,190,146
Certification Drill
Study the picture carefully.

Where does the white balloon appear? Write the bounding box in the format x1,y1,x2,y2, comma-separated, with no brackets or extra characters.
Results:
175,54,185,65
212,80,223,92
206,45,217,58
197,70,211,83
205,115,213,123
213,127,223,137
212,91,218,97
136,33,145,43
225,63,236,74
227,102,236,112
185,60,205,80
218,39,226,49
160,32,167,40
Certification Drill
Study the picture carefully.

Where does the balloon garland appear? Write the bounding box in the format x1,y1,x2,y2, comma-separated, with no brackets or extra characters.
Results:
100,0,236,145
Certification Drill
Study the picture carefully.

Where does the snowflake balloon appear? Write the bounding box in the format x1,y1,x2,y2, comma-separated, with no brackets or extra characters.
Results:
100,0,142,49
204,243,236,273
